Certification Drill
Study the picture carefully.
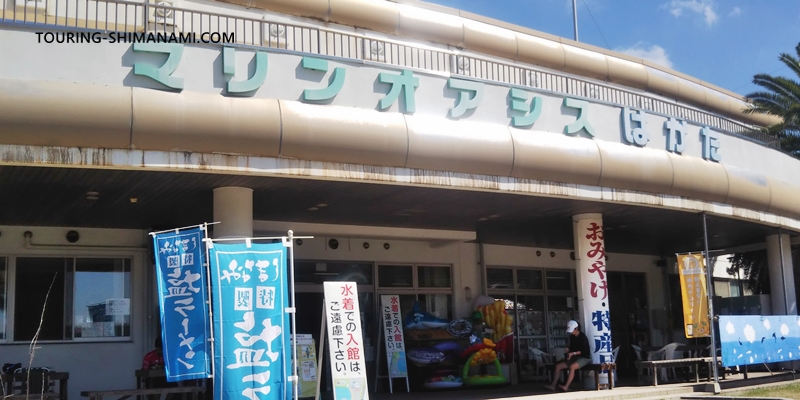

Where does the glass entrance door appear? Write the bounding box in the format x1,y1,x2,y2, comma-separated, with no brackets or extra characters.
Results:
292,261,375,399
607,271,649,378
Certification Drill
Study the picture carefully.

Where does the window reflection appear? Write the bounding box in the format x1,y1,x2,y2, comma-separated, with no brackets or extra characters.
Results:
73,258,131,338
295,262,373,285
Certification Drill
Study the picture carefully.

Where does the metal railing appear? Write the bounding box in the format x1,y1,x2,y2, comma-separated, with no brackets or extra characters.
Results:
0,0,780,148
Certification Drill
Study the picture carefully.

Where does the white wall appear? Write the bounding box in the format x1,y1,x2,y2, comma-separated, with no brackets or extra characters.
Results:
0,225,151,400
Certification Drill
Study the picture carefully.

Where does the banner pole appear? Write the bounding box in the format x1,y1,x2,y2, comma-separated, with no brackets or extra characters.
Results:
316,303,327,400
288,230,300,400
202,222,216,379
701,212,720,393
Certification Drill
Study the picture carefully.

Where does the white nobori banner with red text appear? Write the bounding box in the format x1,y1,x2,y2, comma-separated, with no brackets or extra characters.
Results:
574,215,613,364
324,282,369,400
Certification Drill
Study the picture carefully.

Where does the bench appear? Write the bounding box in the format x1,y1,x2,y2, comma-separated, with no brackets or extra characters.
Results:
584,363,616,390
635,357,713,386
546,362,616,390
81,386,205,400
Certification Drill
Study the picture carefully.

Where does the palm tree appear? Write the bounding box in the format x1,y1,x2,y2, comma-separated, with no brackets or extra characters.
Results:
744,42,800,156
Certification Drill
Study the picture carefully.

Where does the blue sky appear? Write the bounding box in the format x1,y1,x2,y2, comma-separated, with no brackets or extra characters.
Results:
425,0,800,96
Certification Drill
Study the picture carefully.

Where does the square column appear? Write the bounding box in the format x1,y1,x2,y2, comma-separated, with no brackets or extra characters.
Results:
573,213,613,364
213,187,253,239
766,233,796,315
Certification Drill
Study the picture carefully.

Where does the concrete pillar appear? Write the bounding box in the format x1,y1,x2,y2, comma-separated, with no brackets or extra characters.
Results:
572,213,612,364
212,187,253,239
766,233,796,315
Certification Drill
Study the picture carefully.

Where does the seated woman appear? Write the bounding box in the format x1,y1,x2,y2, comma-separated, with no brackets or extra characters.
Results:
544,320,591,392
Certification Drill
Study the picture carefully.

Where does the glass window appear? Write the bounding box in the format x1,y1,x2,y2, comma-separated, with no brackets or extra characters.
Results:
418,294,452,320
517,295,545,336
378,265,413,288
730,281,741,297
517,269,543,290
14,257,132,342
545,270,573,291
487,268,514,289
0,258,6,340
73,258,131,339
378,265,454,325
15,258,67,341
418,266,451,288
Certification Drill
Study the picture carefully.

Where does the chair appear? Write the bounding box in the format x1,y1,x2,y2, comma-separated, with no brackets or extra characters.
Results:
648,343,681,382
529,348,555,381
12,368,54,396
632,344,647,380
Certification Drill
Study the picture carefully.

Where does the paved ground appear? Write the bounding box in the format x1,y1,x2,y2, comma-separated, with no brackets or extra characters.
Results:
372,371,798,400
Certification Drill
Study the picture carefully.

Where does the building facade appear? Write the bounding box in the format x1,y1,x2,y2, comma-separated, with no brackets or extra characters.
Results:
0,0,798,396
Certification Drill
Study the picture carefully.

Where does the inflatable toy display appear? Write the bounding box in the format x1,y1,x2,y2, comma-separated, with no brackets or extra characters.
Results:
404,302,450,330
446,319,473,337
407,348,446,366
472,295,495,309
457,337,507,386
477,300,514,343
423,375,463,389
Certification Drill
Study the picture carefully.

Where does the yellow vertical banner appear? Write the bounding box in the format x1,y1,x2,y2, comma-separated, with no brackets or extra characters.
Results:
677,254,710,338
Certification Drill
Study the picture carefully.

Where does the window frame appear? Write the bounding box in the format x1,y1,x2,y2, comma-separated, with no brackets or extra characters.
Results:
376,263,454,319
1,252,140,344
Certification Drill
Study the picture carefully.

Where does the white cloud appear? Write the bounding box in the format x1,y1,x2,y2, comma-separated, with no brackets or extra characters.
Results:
616,42,673,69
662,0,719,27
729,6,742,17
744,324,756,343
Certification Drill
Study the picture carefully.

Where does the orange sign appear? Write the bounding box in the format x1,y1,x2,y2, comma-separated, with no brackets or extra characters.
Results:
677,254,710,338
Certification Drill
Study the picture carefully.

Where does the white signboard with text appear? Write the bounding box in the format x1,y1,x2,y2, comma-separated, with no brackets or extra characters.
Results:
324,282,369,400
380,295,408,378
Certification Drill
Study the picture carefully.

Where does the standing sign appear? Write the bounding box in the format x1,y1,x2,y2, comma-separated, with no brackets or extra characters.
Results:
379,295,408,378
294,334,318,398
677,254,710,338
323,282,369,400
209,242,292,400
152,227,212,381
574,216,613,364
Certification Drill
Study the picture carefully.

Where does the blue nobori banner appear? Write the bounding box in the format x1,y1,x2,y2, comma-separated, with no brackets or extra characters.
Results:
209,242,291,400
153,227,213,381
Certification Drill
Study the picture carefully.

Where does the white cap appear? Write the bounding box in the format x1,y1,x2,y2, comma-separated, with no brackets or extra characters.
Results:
566,320,579,333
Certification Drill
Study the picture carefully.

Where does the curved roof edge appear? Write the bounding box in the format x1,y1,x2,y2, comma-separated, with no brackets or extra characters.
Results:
218,0,781,128
2,79,798,220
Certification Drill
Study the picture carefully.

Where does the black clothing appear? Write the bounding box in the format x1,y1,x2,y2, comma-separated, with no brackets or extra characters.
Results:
567,331,591,359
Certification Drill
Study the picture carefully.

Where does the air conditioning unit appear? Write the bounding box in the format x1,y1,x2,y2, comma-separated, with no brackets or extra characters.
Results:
148,0,176,31
363,39,384,62
262,20,285,48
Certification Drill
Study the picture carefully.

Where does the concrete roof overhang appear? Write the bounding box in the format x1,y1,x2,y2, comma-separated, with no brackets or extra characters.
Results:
0,164,788,256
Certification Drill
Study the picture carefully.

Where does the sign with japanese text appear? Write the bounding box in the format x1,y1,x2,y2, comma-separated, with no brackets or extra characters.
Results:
323,282,369,400
574,216,613,364
294,334,318,398
379,295,408,378
126,43,723,162
719,315,800,367
152,227,212,382
677,254,710,338
209,242,291,400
